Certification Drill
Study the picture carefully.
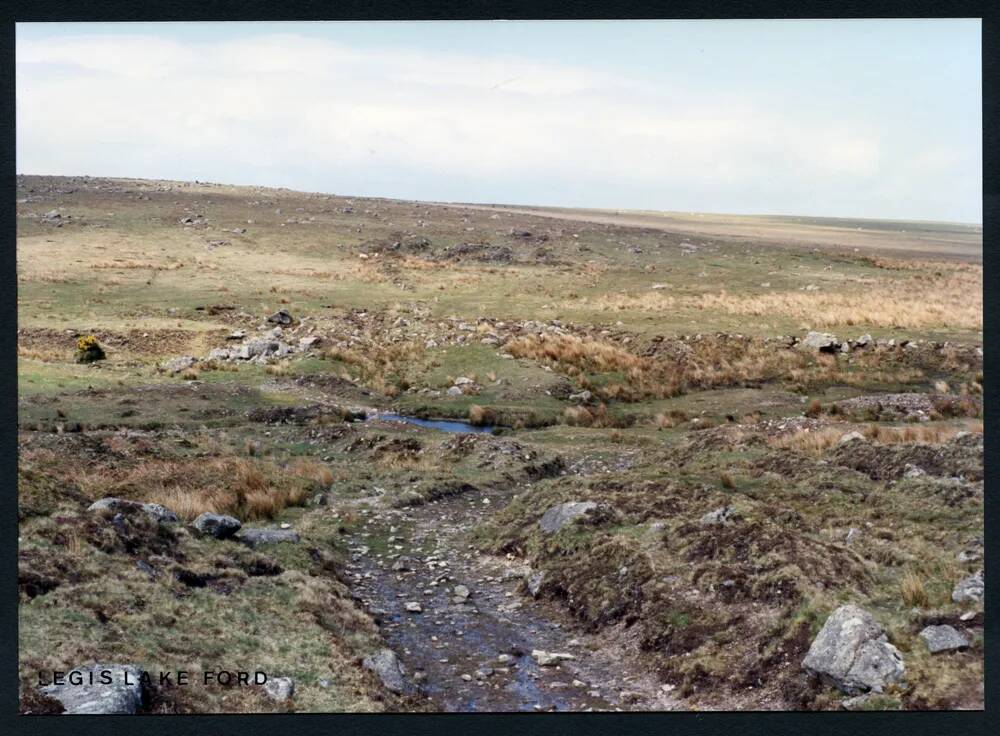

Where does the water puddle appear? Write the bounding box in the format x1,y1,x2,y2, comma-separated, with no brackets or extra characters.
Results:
372,413,496,434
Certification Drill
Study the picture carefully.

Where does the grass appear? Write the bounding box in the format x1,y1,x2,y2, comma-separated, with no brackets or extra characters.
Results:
16,175,983,713
770,420,983,455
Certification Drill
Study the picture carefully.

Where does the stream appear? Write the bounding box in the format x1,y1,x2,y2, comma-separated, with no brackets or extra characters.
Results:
343,482,678,712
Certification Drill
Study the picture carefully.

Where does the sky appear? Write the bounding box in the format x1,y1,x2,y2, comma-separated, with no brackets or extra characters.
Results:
16,20,982,223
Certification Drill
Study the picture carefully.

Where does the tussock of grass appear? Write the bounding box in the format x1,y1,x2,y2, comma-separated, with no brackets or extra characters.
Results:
900,570,929,608
64,456,324,522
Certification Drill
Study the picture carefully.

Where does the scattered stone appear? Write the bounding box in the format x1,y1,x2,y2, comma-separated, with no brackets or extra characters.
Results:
800,331,840,352
139,503,179,524
801,604,905,695
453,584,471,600
192,513,242,540
837,431,866,446
446,386,463,397
453,376,474,386
391,557,415,572
919,625,969,654
39,664,144,714
88,498,178,524
405,601,423,613
539,501,598,534
267,309,293,326
161,356,197,374
525,570,546,598
263,677,295,701
362,649,410,694
841,693,874,711
952,571,984,603
698,506,737,527
235,528,300,548
532,650,575,666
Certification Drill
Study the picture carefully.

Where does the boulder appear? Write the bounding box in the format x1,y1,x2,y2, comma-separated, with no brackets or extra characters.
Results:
446,386,463,397
236,528,300,548
88,498,177,524
532,650,575,666
139,503,179,524
855,334,872,347
362,649,411,694
919,625,969,654
699,506,737,527
539,501,598,534
404,601,423,613
237,338,279,360
801,605,905,695
207,348,231,361
263,676,295,701
952,570,984,603
40,663,144,714
298,336,321,350
391,557,415,572
525,570,546,598
161,356,197,374
800,331,841,352
191,513,242,540
453,584,471,600
837,431,866,446
267,309,293,326
453,376,474,386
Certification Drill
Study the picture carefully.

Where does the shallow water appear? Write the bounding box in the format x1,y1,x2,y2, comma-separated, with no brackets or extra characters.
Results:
375,413,495,434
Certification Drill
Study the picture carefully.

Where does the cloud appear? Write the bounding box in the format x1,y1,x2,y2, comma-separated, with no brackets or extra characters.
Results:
16,30,981,221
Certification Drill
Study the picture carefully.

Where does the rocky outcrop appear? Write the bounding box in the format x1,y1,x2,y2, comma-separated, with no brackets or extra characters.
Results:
952,570,984,603
263,676,295,701
191,513,242,540
801,605,906,695
236,528,300,548
39,664,144,714
539,501,597,534
88,498,178,524
362,648,411,694
919,625,969,654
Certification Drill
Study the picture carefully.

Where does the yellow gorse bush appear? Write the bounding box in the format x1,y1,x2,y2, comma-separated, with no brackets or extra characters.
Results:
76,335,100,352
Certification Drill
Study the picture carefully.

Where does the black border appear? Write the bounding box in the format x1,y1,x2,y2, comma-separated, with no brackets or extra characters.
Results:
1,3,994,736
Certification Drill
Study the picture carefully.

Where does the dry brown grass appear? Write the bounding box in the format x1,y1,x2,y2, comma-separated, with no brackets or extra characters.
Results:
507,333,682,400
653,409,689,429
563,406,594,427
582,266,981,330
900,570,930,608
324,341,423,396
71,456,321,522
468,405,497,426
770,420,983,455
17,346,66,362
264,361,291,376
506,333,820,402
90,260,185,271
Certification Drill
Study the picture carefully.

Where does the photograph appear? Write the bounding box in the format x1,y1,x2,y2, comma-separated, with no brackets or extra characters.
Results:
14,18,983,714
